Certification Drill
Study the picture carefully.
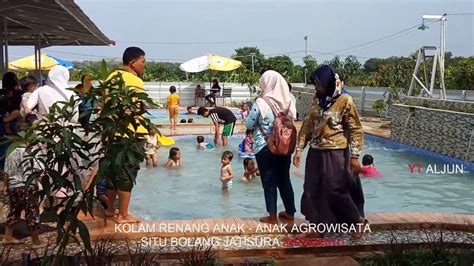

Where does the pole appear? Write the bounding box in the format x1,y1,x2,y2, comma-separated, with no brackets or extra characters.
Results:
251,53,255,74
3,18,8,72
304,36,308,86
0,23,4,76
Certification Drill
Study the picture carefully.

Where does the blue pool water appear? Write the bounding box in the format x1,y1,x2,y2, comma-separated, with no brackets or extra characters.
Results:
130,135,473,220
145,109,242,124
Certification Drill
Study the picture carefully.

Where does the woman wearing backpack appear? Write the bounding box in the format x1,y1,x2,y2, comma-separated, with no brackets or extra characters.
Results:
246,70,297,224
293,65,367,239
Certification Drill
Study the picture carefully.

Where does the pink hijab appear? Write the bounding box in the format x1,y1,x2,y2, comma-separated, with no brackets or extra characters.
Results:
256,70,297,119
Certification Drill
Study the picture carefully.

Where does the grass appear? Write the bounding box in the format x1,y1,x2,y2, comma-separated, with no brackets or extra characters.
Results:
357,228,474,266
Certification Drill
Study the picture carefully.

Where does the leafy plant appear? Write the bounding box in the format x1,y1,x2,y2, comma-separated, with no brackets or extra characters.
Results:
372,99,386,118
7,67,157,264
83,237,120,266
0,245,13,266
125,239,161,266
176,244,216,266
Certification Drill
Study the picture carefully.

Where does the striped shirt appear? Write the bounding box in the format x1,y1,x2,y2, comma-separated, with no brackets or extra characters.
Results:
208,107,236,124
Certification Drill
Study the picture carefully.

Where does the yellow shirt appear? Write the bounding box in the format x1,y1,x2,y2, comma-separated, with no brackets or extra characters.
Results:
297,94,363,157
106,69,148,134
167,93,180,108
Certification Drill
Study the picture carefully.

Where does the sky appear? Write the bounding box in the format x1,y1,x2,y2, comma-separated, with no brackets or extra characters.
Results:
9,0,474,64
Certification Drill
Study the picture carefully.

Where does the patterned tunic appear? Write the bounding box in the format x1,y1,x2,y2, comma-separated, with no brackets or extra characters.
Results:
297,94,363,157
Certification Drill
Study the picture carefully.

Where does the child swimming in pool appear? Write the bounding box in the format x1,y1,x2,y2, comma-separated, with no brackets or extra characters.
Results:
145,128,159,167
220,151,234,191
360,154,381,177
164,147,181,168
241,158,260,182
196,135,214,149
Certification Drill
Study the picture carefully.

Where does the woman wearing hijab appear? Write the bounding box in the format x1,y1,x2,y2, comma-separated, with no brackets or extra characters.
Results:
26,65,78,123
293,65,366,238
246,70,297,224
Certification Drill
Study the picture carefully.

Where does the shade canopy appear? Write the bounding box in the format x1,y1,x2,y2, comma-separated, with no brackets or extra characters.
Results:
179,54,242,73
8,53,73,71
0,0,114,47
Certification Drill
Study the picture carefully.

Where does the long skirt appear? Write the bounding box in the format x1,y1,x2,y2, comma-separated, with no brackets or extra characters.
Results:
301,148,365,225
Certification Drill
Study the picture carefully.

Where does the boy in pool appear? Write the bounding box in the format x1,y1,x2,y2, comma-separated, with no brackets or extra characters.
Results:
196,135,214,149
242,158,260,182
164,147,181,168
220,151,234,191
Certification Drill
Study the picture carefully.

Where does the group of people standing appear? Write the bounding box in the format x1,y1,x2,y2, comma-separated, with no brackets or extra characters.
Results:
1,45,369,246
247,67,367,238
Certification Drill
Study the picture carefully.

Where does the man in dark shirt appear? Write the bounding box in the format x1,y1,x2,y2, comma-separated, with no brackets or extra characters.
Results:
198,106,236,146
205,79,221,107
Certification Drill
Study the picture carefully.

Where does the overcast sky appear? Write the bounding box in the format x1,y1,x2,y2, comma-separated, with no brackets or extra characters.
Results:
9,0,474,64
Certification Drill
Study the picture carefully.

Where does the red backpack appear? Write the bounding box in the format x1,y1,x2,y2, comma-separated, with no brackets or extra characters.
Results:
259,97,297,156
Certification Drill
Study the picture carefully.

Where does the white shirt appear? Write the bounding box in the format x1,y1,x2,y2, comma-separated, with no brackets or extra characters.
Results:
27,85,79,123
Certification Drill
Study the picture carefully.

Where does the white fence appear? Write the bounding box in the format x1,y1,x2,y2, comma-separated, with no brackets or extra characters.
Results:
59,82,474,109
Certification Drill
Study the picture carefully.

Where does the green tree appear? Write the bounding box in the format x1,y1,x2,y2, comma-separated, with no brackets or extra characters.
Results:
233,47,265,74
264,55,294,79
445,57,474,90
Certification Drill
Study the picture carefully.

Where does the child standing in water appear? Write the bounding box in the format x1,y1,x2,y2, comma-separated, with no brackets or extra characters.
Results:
242,129,255,154
167,86,180,131
360,154,381,177
240,103,250,122
242,158,260,182
145,128,159,167
164,147,181,168
220,151,234,191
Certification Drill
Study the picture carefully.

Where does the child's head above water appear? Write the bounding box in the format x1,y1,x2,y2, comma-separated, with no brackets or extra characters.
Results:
362,154,374,166
187,106,192,112
168,147,181,161
221,151,233,165
243,158,256,170
169,86,177,94
196,135,204,144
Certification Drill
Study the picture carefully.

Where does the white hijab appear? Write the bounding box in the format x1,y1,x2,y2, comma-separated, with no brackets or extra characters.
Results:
35,65,77,122
47,65,70,91
256,70,297,119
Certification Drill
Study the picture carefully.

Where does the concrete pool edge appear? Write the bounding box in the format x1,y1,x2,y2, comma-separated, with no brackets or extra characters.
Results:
81,212,474,240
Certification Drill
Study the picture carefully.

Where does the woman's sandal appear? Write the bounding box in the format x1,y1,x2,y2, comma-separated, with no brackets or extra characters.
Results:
278,211,295,221
259,215,278,224
351,218,369,240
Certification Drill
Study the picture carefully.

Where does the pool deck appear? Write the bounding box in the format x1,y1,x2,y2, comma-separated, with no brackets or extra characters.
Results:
81,212,473,240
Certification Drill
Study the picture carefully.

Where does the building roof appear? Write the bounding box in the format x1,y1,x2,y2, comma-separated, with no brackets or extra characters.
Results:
0,0,114,48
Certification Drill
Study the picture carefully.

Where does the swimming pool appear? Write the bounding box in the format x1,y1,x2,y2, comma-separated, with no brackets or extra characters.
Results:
130,135,473,220
145,108,242,124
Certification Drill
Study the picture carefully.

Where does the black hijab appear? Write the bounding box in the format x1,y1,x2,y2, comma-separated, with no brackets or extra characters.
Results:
310,65,340,110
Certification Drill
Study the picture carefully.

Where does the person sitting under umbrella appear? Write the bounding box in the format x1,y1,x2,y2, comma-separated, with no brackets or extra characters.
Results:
205,79,221,107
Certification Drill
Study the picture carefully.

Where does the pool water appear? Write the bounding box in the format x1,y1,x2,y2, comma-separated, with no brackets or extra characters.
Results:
131,136,473,220
145,109,242,124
